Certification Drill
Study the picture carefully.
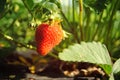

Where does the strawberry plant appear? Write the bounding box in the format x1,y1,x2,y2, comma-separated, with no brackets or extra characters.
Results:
0,0,120,79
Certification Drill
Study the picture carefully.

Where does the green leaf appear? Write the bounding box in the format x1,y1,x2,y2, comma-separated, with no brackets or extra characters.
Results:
43,1,59,13
59,42,112,75
112,58,120,80
32,0,61,21
83,0,110,13
59,42,112,64
99,64,112,75
24,0,34,10
49,0,61,8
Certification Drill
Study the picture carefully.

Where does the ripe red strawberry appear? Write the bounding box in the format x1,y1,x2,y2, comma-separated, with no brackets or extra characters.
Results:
35,21,63,56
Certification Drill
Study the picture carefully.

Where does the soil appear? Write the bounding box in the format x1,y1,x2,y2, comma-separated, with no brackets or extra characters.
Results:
0,52,108,80
0,61,108,80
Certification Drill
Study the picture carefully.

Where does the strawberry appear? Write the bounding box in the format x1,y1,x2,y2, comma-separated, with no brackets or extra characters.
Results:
35,21,63,56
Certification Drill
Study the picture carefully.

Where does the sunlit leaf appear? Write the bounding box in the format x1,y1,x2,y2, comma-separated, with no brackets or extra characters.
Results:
113,58,120,74
59,42,112,75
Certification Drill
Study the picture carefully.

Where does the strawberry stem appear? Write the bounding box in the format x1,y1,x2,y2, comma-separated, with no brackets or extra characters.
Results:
49,53,59,59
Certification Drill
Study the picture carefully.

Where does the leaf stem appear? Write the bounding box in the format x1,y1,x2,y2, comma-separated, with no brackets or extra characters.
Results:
79,0,84,41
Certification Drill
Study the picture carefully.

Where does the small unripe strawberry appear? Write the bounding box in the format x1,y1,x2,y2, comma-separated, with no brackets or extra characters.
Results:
35,21,63,56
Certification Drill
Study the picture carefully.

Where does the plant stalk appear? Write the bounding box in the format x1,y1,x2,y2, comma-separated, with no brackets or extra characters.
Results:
79,0,84,41
72,0,75,23
0,31,35,50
